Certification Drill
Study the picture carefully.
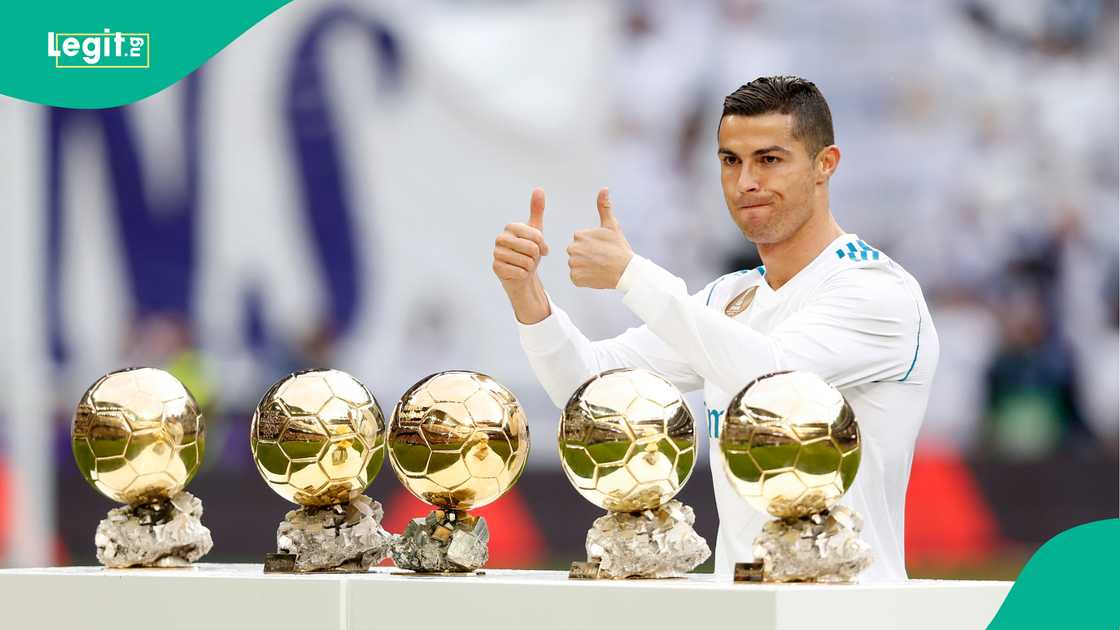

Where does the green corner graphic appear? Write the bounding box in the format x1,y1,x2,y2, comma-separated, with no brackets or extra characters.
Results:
0,0,292,108
988,518,1119,629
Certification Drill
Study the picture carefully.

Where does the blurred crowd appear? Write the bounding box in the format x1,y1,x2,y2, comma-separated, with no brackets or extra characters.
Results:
605,0,1119,461
28,0,1118,469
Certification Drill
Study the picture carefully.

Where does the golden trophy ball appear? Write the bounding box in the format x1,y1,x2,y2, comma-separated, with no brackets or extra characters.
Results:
387,370,530,573
71,367,212,567
720,370,871,583
250,368,394,572
250,369,386,506
558,368,710,579
720,370,860,518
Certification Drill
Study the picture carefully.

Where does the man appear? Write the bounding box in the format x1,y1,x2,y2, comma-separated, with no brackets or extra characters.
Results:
491,76,938,582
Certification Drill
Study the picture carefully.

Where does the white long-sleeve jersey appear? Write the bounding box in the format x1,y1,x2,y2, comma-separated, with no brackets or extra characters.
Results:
517,233,939,582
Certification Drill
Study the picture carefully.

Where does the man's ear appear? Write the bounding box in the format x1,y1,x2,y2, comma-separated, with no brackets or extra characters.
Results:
816,145,841,182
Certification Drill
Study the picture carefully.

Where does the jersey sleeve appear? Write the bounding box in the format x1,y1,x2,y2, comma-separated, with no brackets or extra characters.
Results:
620,255,921,395
516,289,710,408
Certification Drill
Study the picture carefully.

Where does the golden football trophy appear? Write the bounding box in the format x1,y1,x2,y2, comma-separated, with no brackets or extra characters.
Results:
250,368,392,572
720,370,871,583
71,367,212,568
387,370,530,573
559,368,710,579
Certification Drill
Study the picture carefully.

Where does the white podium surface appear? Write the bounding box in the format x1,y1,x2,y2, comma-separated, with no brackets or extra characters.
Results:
0,564,1011,630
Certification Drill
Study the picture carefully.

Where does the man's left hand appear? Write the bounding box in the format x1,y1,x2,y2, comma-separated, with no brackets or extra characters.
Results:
567,188,635,289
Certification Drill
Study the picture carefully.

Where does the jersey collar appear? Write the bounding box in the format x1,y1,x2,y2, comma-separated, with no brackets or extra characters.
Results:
756,232,857,299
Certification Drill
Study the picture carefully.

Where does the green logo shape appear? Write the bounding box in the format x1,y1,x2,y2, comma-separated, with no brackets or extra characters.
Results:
988,518,1119,629
1,0,292,108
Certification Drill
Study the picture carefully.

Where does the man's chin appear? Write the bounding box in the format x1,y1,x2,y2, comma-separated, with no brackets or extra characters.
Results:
738,224,778,245
733,210,777,242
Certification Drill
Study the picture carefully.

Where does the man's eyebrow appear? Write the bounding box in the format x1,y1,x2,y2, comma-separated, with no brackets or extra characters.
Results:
717,147,738,156
751,145,791,156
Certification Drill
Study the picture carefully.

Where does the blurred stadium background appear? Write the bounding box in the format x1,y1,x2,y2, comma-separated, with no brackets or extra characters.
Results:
0,0,1116,579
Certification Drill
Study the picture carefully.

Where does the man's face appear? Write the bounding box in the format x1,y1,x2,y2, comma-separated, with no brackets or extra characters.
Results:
717,112,823,245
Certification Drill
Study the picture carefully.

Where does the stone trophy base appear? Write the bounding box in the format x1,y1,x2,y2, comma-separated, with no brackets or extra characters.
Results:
94,490,213,568
740,506,873,583
269,495,394,573
391,509,489,573
574,500,711,579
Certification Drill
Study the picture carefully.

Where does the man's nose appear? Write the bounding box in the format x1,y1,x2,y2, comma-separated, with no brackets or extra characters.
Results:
737,166,760,193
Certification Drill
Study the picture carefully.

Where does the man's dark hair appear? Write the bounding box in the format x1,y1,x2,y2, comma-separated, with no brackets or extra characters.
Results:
722,76,835,157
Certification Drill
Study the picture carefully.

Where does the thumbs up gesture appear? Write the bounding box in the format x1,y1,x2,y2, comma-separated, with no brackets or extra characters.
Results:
567,187,634,289
493,188,550,289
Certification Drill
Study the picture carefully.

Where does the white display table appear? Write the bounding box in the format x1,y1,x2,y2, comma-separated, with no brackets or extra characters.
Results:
0,564,1011,630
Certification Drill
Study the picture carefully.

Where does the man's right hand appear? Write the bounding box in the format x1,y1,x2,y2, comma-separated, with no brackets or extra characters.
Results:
492,188,552,324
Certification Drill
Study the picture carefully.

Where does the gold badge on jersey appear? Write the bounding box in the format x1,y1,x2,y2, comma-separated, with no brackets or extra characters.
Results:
724,285,758,317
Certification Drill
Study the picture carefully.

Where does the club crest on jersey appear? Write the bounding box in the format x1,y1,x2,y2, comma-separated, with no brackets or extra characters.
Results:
724,286,757,317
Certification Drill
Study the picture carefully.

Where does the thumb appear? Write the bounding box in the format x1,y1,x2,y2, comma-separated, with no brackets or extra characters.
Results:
597,187,619,230
528,187,545,231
